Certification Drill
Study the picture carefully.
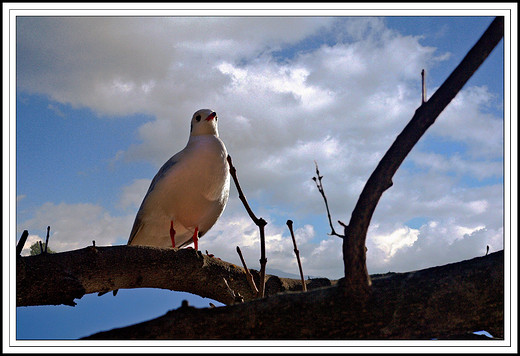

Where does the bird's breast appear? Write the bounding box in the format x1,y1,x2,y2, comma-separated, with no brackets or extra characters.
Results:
151,136,230,222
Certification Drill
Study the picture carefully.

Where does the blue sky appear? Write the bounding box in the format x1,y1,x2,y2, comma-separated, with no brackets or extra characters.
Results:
5,4,515,347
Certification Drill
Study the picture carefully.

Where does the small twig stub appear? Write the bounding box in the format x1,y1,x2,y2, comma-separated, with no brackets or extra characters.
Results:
236,246,259,296
286,220,307,292
16,230,29,256
421,69,427,104
44,226,50,254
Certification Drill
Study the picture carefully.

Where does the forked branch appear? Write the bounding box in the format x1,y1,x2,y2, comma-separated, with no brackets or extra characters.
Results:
227,154,268,298
342,17,504,298
312,161,345,238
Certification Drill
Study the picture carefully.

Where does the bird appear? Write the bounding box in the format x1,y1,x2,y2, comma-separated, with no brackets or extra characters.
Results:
127,109,230,250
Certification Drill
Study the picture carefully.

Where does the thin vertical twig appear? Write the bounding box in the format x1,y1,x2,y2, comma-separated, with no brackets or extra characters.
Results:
44,226,50,254
286,220,307,292
223,277,244,304
227,154,268,297
236,246,259,297
312,161,345,238
421,69,427,104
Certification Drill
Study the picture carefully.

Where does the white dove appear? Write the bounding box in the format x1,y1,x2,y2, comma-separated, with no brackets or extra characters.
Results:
128,109,230,250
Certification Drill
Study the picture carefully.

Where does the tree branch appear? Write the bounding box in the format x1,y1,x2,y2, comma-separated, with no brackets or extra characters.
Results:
83,251,504,340
312,161,345,238
16,245,330,307
15,18,505,341
227,154,268,297
16,230,29,256
236,246,259,297
342,17,504,298
286,220,307,292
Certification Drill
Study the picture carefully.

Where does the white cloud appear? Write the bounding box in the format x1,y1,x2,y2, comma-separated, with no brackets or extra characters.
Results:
16,17,504,279
199,203,347,279
20,202,134,252
19,234,43,256
370,224,420,260
408,151,503,181
218,62,334,110
429,85,503,159
16,17,333,118
367,221,503,274
456,224,485,238
117,178,151,211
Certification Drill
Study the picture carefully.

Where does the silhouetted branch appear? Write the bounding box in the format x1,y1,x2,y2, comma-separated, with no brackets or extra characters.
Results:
312,161,345,238
236,246,259,297
83,251,504,340
342,16,504,299
44,226,50,254
227,154,268,297
16,230,29,256
286,220,306,292
421,69,427,104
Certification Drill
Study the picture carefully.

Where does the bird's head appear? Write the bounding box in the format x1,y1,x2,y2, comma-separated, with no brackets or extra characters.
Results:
190,109,219,137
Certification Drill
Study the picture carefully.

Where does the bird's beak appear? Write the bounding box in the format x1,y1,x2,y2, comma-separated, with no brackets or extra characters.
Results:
205,112,217,121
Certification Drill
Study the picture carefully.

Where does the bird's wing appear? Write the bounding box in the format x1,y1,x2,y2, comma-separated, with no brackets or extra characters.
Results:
127,151,184,245
177,238,194,249
147,152,184,196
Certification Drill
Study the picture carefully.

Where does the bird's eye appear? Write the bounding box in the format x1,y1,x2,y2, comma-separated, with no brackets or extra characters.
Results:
195,115,201,122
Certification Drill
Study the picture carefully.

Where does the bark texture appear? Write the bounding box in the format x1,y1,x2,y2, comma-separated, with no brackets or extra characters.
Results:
16,245,332,307
82,251,503,340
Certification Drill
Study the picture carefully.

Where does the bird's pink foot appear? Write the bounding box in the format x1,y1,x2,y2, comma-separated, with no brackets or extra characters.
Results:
192,227,199,250
170,221,176,248
205,250,222,260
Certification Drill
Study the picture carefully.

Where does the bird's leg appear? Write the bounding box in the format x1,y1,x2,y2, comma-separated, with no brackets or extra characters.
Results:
192,227,199,250
170,221,176,248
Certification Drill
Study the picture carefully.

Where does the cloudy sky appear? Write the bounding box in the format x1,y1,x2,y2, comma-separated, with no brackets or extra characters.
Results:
9,5,513,342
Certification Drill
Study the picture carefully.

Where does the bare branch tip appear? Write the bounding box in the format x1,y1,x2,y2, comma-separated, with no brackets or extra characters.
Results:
45,226,51,254
16,230,29,256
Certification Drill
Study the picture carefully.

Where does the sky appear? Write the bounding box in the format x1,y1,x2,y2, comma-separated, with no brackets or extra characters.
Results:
5,3,516,347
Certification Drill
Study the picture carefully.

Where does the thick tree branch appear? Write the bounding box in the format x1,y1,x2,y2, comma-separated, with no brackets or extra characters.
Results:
342,17,504,297
16,245,331,307
83,251,504,340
